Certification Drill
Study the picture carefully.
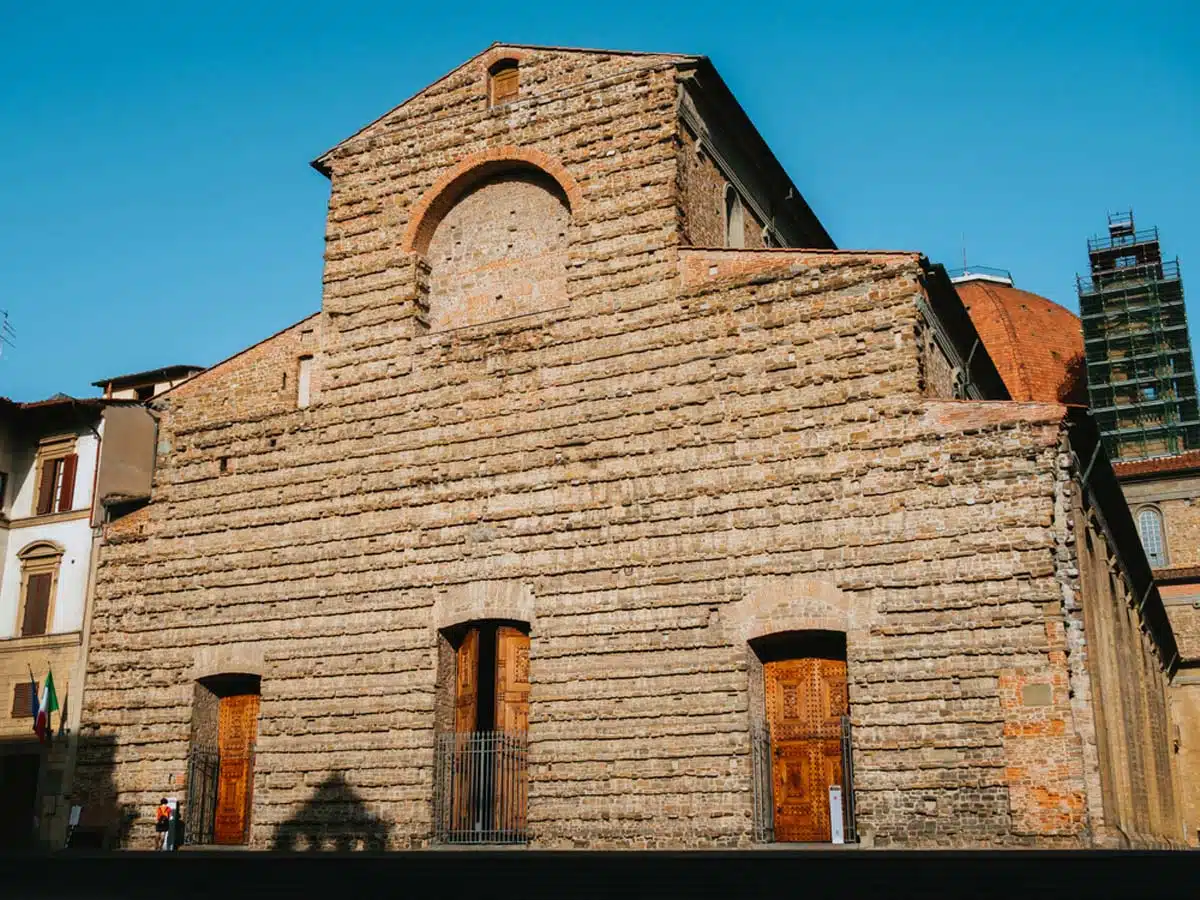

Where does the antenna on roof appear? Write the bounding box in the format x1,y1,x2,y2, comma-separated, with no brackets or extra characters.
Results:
0,311,14,360
961,234,967,273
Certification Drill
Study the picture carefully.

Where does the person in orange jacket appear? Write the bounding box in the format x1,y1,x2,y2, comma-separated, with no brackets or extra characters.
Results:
155,799,171,850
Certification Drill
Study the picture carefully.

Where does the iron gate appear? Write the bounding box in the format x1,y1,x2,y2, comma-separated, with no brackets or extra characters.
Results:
185,746,220,846
433,730,529,844
751,716,857,844
184,745,256,846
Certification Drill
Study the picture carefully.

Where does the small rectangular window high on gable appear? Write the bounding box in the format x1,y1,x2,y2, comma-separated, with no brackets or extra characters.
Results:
489,60,519,107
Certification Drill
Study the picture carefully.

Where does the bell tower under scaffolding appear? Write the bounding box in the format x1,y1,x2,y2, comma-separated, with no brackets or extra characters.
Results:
1078,211,1199,462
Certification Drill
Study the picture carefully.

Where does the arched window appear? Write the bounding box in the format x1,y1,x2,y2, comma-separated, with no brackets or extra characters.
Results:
1137,507,1167,568
725,184,745,249
15,541,64,637
488,59,519,107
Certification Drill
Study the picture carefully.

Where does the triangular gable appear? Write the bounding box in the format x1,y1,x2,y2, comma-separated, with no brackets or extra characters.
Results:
310,42,699,176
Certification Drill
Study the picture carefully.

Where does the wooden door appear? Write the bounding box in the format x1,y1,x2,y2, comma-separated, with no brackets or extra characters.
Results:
214,694,259,845
494,626,530,734
494,626,530,834
764,658,848,842
452,628,480,831
455,627,480,734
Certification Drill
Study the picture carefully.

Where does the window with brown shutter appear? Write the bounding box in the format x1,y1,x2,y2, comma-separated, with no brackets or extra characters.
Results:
36,458,60,516
21,572,52,637
57,453,78,512
489,60,519,107
15,541,63,638
12,681,37,718
32,436,78,516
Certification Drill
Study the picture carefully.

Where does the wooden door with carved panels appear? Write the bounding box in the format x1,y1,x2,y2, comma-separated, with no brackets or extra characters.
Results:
494,626,530,833
764,658,848,842
452,627,480,832
495,626,530,734
214,694,259,845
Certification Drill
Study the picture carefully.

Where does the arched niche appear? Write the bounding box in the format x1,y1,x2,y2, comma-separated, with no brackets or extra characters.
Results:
424,167,569,331
402,148,580,333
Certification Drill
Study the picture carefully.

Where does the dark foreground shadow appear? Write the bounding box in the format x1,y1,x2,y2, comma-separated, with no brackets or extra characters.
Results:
69,732,138,849
271,772,389,851
0,732,136,851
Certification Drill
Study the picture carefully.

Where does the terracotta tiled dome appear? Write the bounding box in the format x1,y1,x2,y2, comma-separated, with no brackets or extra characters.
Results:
956,277,1087,405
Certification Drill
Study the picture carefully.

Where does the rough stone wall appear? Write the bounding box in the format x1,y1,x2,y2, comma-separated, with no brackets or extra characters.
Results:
426,171,570,331
676,126,765,249
75,47,1144,851
81,244,1103,850
916,321,959,398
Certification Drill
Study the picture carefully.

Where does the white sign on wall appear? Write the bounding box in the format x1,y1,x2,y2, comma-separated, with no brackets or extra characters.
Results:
829,786,844,844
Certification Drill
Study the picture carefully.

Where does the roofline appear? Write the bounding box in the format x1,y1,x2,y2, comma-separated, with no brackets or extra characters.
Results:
153,311,320,401
1114,454,1200,481
919,260,1011,401
311,42,701,177
91,365,205,389
1064,405,1180,674
679,56,834,249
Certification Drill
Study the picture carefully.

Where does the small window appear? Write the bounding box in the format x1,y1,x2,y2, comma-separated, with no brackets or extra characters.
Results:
489,60,519,107
724,185,745,249
135,384,155,401
33,440,78,516
297,356,313,409
1137,507,1167,568
11,681,36,718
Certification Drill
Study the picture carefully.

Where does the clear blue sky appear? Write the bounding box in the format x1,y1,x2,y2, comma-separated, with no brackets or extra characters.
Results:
2,1,1197,401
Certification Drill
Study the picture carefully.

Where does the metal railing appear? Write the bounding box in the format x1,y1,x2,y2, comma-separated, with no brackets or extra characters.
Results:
184,745,255,846
750,724,774,842
751,716,856,844
433,730,529,844
1088,226,1159,253
1077,259,1181,295
185,746,220,846
945,265,1013,284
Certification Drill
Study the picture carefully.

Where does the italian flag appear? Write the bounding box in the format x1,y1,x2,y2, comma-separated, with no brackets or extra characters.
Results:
34,668,59,744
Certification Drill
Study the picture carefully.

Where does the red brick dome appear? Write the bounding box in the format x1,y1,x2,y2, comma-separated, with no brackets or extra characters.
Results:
955,276,1087,405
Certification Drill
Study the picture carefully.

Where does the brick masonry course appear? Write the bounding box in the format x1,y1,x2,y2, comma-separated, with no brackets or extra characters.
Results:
75,45,1183,851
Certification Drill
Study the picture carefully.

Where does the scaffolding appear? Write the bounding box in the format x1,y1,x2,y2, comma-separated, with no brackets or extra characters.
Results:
1078,211,1200,462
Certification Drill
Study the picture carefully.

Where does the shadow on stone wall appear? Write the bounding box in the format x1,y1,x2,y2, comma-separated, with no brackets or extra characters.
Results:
0,732,136,850
68,733,138,849
270,772,390,851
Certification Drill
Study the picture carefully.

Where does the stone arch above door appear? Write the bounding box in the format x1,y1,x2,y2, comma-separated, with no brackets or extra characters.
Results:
433,580,536,634
722,575,856,645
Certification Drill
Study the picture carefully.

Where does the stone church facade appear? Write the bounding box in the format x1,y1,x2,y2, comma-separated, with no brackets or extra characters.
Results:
76,45,1184,849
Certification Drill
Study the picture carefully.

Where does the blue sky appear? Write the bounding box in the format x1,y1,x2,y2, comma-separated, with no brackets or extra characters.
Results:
1,1,1197,401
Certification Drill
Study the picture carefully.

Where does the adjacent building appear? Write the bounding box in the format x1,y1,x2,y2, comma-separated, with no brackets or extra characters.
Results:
75,44,1185,851
1078,212,1198,463
0,394,156,848
1066,213,1200,845
94,366,203,403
